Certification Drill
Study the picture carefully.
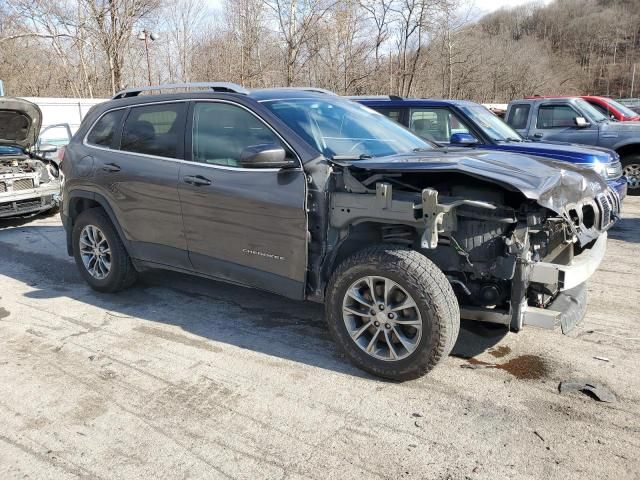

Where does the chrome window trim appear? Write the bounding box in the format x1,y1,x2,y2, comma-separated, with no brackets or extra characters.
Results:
82,98,303,173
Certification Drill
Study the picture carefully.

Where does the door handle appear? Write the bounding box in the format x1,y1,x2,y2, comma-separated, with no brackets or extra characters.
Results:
183,175,212,186
102,163,121,172
533,133,543,139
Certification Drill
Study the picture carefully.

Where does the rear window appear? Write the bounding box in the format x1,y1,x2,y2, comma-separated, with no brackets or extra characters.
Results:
506,104,530,130
120,103,186,158
86,110,124,148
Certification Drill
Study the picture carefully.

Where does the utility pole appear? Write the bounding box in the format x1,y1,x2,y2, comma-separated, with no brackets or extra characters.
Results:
631,63,636,98
138,29,158,86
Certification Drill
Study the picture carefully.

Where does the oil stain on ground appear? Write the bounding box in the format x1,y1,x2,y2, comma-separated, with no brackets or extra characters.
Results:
488,345,511,358
466,355,550,380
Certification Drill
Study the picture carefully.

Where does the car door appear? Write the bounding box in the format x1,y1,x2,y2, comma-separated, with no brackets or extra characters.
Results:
530,102,599,145
87,102,190,268
178,100,308,299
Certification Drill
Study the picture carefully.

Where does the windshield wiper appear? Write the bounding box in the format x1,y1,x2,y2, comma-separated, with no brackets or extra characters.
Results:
497,137,522,143
412,147,432,152
331,154,373,161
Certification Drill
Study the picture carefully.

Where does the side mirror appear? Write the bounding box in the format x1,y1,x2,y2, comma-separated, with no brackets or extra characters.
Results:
239,144,297,169
574,117,590,128
37,144,58,153
450,133,479,145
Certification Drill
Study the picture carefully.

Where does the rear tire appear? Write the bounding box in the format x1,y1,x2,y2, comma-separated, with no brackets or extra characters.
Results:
326,245,460,381
622,154,640,196
72,208,137,292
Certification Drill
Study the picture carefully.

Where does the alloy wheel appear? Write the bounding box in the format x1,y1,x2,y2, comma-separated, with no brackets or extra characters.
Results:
342,276,423,361
79,225,112,280
623,163,640,191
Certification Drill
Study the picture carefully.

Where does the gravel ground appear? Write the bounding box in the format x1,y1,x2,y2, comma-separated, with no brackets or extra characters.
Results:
0,197,638,480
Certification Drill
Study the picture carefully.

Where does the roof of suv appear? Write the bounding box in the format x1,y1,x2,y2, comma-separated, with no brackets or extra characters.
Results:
350,96,478,108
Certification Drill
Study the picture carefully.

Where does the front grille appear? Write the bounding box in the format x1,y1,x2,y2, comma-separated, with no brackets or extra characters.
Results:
0,182,6,193
13,178,34,190
596,189,620,230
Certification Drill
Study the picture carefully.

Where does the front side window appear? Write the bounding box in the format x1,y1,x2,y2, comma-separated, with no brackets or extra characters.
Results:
192,102,286,167
87,110,124,148
120,103,186,158
262,98,431,159
536,105,580,129
505,104,530,131
409,108,470,143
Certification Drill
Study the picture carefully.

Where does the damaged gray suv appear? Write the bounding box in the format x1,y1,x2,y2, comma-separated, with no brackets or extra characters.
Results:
61,83,619,380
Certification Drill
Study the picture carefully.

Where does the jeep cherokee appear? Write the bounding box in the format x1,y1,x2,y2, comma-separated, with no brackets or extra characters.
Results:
61,83,618,380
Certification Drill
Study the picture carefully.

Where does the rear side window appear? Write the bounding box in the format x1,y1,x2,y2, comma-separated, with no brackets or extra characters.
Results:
536,105,578,129
121,103,186,158
506,104,530,130
376,108,404,124
86,110,124,148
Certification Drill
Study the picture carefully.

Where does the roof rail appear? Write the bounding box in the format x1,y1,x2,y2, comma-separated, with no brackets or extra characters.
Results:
112,82,249,99
274,87,338,96
346,95,404,101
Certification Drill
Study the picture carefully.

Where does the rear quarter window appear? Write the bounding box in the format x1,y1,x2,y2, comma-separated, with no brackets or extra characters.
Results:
86,110,125,148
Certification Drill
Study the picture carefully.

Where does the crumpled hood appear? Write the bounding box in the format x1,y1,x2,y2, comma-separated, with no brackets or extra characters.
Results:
497,140,616,164
0,98,42,149
339,148,610,216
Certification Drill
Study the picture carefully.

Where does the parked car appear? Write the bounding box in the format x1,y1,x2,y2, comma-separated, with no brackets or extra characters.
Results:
62,83,617,380
505,96,640,195
353,96,626,200
525,95,640,122
0,98,62,218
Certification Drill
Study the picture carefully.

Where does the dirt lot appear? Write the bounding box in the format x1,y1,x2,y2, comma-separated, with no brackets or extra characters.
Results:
0,198,638,480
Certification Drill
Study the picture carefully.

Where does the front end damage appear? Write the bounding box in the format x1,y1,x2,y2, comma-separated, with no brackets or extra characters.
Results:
0,157,61,218
328,160,618,333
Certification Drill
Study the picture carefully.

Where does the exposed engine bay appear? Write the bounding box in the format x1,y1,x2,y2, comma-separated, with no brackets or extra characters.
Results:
0,154,61,218
323,166,619,333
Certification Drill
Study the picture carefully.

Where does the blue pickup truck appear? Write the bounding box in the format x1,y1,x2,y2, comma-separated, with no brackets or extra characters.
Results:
505,97,639,196
353,96,627,199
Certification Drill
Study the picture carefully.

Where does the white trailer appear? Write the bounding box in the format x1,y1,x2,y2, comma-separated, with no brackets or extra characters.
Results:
20,97,108,146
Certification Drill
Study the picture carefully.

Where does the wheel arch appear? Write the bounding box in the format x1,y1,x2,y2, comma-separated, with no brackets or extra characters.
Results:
66,190,131,257
320,222,419,298
615,143,640,158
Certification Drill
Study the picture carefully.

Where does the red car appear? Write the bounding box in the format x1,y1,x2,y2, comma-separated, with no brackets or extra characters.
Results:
526,95,640,122
580,96,640,122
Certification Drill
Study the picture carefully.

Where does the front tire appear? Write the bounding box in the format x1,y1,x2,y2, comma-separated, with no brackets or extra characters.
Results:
326,245,460,381
622,154,640,196
72,208,137,292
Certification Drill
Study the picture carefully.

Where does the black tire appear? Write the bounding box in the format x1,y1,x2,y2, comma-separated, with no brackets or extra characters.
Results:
621,154,640,196
326,245,460,381
72,208,137,292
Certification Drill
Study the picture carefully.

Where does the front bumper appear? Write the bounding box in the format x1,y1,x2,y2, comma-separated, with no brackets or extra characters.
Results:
608,176,627,202
461,233,607,333
529,232,607,291
0,182,61,218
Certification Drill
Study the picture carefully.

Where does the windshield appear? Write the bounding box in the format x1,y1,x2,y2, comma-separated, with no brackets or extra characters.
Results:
262,98,433,159
459,105,522,141
606,99,639,118
575,99,607,122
